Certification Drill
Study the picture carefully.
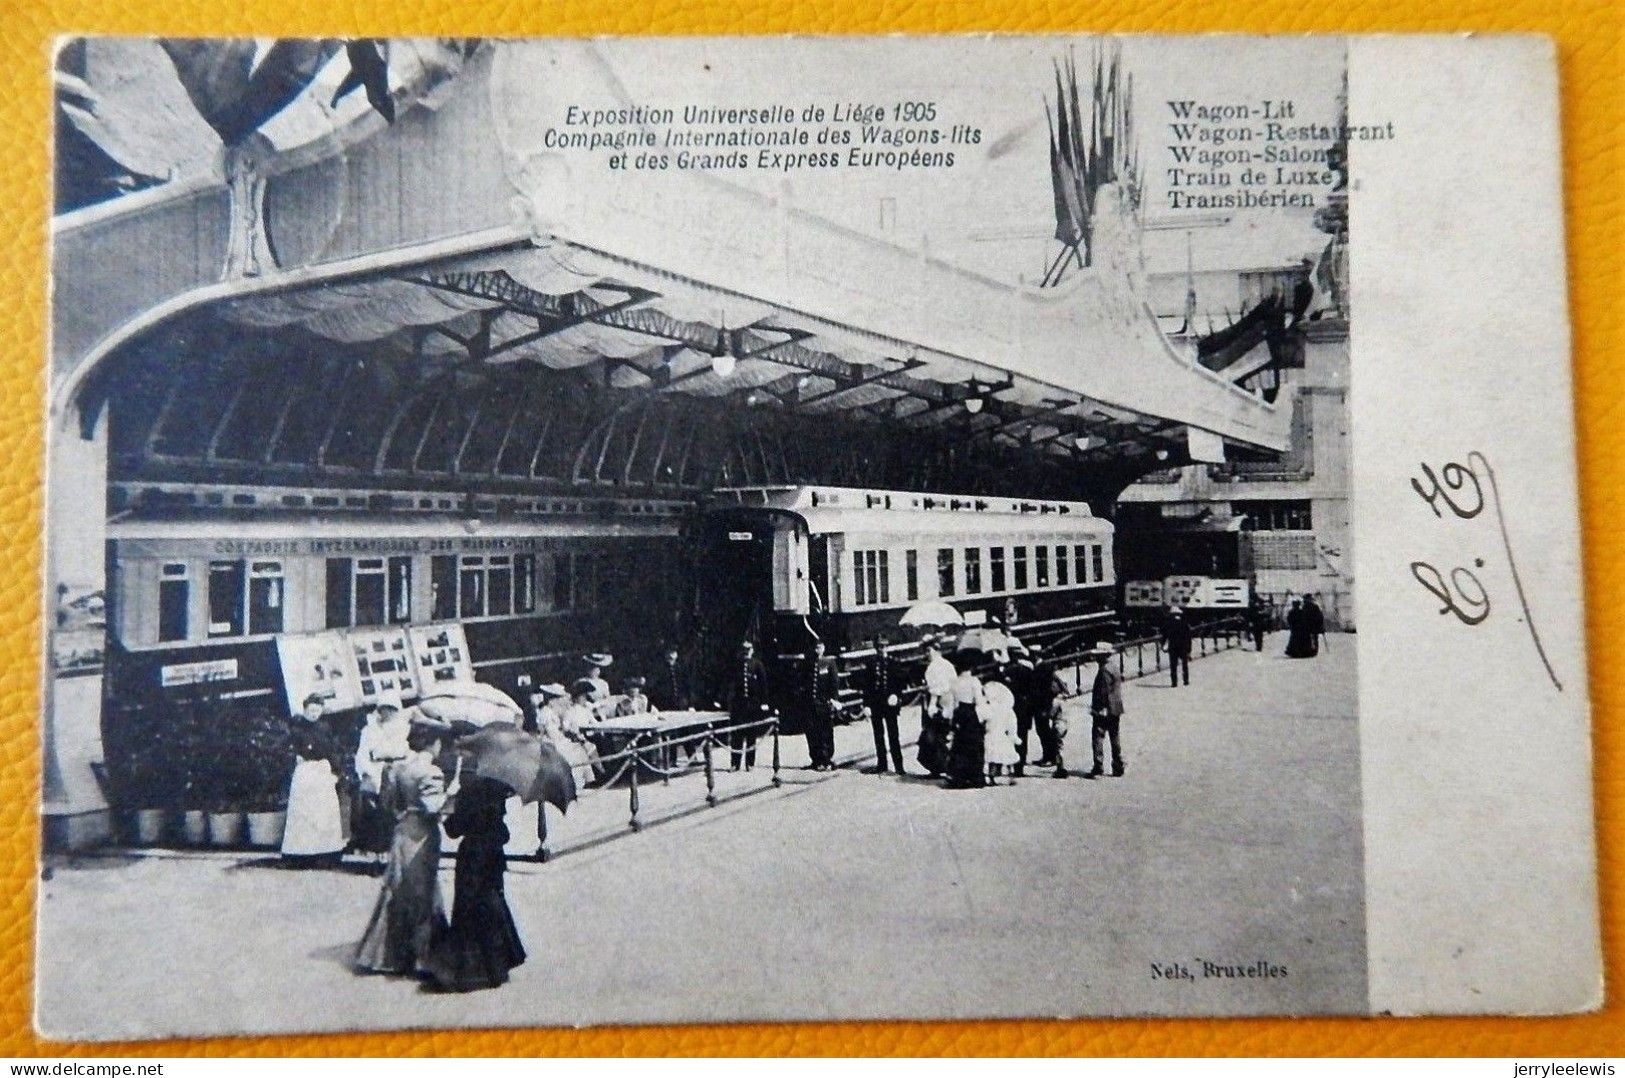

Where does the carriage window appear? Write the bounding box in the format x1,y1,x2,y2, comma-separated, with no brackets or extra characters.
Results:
1035,546,1050,588
936,548,956,597
247,561,284,635
355,559,388,626
904,550,919,602
990,546,1006,592
488,555,514,616
1054,545,1069,586
553,552,575,610
431,555,457,620
388,557,412,623
459,556,487,618
158,562,189,643
207,560,244,638
964,548,982,594
879,550,890,604
853,550,889,606
515,554,537,614
1013,547,1029,590
1092,544,1106,582
1074,544,1090,584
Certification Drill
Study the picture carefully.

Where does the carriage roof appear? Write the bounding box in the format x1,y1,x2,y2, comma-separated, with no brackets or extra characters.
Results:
710,486,1110,538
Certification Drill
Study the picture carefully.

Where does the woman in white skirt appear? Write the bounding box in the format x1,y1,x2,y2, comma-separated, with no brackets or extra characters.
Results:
282,693,347,867
979,680,1022,785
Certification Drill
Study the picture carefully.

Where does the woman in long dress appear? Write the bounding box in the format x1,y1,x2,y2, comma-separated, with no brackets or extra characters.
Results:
423,774,526,992
538,683,598,787
281,693,347,866
352,695,410,861
943,662,987,789
917,641,957,777
1284,598,1314,658
355,716,452,976
980,680,1021,785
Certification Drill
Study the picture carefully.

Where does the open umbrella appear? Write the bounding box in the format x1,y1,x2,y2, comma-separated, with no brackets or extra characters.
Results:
457,721,577,812
899,599,964,629
954,626,1012,655
418,680,523,728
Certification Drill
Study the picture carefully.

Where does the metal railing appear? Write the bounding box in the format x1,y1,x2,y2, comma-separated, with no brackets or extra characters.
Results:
1045,615,1250,693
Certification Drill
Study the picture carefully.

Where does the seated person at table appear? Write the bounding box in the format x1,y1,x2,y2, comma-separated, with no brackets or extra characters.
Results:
613,676,653,717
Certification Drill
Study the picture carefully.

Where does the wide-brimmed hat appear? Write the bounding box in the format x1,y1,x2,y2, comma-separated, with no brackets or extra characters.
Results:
534,682,567,699
373,691,404,713
624,676,647,690
571,677,599,697
583,653,614,667
1086,642,1118,659
408,713,454,736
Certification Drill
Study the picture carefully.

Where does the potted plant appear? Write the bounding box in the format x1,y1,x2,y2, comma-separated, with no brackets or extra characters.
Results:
103,703,170,846
204,699,253,847
171,695,210,846
243,706,292,848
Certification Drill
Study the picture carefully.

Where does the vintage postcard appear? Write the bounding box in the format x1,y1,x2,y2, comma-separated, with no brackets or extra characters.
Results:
37,33,1596,1038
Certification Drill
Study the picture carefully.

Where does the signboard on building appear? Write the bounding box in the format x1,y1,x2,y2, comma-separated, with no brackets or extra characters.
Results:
1199,578,1251,608
276,630,362,714
348,628,418,703
1124,580,1165,608
408,623,474,688
1163,575,1206,608
159,657,239,688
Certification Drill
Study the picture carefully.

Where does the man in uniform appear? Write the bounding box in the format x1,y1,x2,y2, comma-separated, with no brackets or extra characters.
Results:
1161,605,1192,687
722,640,770,771
1025,642,1066,770
1084,642,1125,779
861,634,906,775
803,638,841,772
649,642,692,713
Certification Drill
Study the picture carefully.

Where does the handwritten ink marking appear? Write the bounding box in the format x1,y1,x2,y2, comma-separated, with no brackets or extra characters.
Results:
1409,451,1563,691
1410,561,1490,625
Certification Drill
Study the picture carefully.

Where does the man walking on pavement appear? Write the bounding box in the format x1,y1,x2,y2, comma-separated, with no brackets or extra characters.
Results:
803,638,841,772
1161,604,1192,687
723,640,770,771
862,634,907,775
1084,642,1125,779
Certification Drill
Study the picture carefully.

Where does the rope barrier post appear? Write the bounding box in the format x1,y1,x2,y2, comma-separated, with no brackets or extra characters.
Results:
771,717,782,788
703,727,717,808
628,733,642,832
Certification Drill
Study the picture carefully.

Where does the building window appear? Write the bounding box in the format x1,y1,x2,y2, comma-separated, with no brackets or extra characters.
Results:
937,548,956,597
1054,544,1069,586
1013,546,1029,590
1092,544,1106,582
207,560,244,638
158,562,189,643
431,555,457,621
904,549,919,602
246,561,284,635
990,546,1007,591
964,548,982,594
1035,546,1050,588
1233,499,1313,531
1074,544,1090,584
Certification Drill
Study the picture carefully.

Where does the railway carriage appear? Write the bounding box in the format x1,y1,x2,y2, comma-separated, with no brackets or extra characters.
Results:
693,486,1118,683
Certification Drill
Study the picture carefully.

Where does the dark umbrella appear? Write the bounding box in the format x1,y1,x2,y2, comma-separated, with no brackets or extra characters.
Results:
457,721,577,813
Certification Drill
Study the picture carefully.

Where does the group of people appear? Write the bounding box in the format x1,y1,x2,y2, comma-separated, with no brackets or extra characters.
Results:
1283,595,1328,658
274,691,525,992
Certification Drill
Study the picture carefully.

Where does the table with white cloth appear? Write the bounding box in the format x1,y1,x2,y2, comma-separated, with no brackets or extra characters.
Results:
584,710,728,782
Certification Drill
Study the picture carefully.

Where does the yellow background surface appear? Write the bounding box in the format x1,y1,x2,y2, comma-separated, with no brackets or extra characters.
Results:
3,0,1620,1057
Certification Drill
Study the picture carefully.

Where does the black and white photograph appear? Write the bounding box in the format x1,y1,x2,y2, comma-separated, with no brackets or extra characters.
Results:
36,34,1594,1038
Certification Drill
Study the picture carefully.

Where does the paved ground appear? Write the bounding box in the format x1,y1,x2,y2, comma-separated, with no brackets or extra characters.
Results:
36,634,1365,1040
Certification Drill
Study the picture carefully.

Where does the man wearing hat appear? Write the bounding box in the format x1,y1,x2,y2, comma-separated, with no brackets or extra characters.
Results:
352,692,410,861
1084,642,1125,779
801,638,841,772
580,653,614,702
649,642,693,713
1160,604,1192,688
722,639,770,771
861,634,906,775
